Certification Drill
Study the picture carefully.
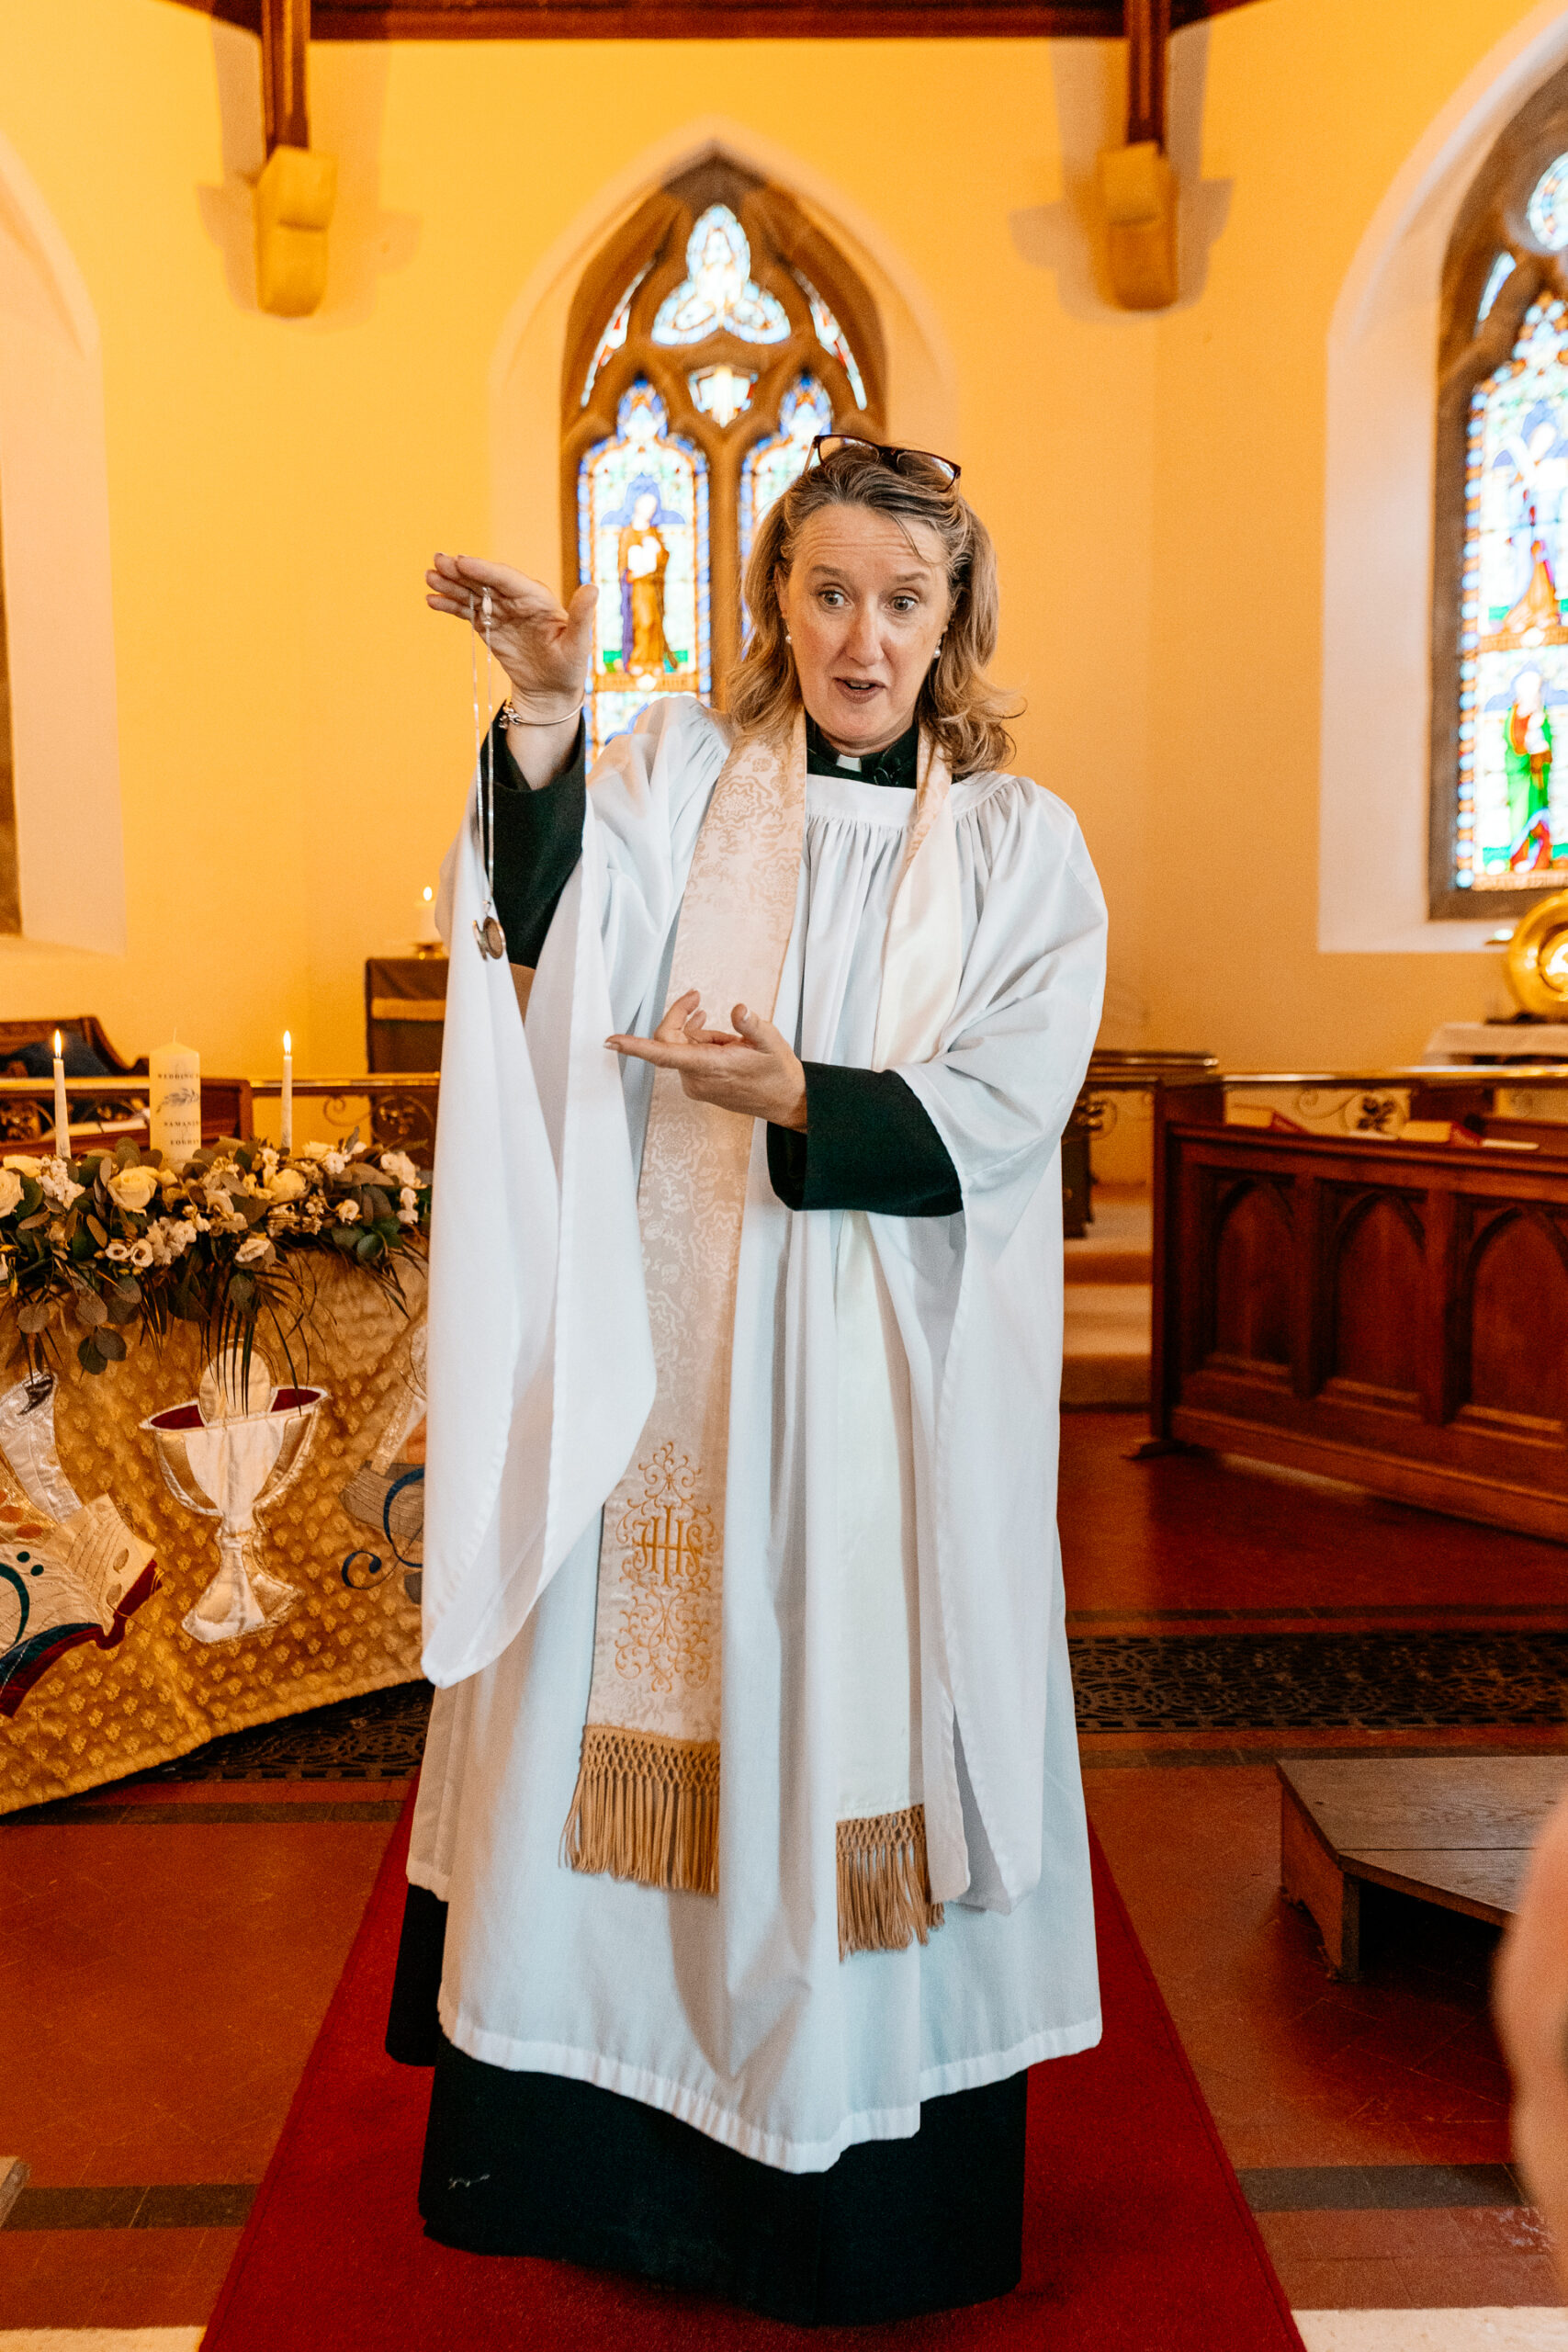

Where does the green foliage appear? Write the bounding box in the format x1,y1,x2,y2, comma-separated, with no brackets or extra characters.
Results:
0,1135,431,1383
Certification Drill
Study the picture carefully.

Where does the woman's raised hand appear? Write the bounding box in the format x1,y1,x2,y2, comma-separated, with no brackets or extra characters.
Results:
425,551,595,719
609,992,809,1132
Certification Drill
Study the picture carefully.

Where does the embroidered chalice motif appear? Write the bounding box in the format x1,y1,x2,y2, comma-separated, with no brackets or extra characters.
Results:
142,1351,326,1645
612,1441,715,1695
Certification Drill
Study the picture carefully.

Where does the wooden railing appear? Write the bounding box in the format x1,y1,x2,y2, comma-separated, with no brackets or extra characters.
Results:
0,1073,439,1166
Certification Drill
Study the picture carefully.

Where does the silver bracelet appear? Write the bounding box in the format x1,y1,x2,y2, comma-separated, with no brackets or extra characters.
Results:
500,699,584,729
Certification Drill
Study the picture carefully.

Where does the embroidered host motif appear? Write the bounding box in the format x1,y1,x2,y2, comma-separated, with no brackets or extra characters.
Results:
613,1442,715,1694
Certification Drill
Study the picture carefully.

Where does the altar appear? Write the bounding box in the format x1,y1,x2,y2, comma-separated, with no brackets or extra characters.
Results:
0,1087,434,1815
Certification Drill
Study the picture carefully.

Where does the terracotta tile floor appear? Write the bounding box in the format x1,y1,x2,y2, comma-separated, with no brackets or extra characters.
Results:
1066,1410,1564,2313
3,1410,1565,2330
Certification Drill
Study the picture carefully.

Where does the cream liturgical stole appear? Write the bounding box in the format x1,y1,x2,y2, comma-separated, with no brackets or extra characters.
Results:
562,711,964,1958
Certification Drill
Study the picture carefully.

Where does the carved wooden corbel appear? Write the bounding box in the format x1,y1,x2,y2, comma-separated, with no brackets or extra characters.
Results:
1099,0,1179,311
254,0,336,317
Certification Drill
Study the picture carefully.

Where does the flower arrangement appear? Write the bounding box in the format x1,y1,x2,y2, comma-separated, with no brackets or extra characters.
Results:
0,1133,431,1382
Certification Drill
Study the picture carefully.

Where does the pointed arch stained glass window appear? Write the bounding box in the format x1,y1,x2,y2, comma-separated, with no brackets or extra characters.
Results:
651,206,790,347
566,174,883,751
578,379,710,755
1456,298,1568,888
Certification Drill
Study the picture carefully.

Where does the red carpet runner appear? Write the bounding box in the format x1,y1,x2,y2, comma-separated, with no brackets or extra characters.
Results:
203,1802,1303,2350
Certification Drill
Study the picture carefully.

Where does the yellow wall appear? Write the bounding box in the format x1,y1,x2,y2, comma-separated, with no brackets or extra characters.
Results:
0,0,1550,1080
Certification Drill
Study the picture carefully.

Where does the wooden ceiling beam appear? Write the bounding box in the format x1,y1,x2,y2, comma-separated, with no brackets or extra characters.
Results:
260,0,310,153
172,0,1258,40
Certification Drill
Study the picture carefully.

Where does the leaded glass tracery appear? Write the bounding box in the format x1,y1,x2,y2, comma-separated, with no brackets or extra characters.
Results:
651,206,791,347
563,164,884,755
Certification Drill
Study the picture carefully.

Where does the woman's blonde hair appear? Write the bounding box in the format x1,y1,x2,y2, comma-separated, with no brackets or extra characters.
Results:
727,442,1019,778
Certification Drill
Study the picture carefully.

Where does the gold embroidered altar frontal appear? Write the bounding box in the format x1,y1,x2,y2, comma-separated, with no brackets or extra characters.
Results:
0,1258,428,1814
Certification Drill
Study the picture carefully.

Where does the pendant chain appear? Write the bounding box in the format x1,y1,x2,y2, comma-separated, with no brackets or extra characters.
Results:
470,588,506,960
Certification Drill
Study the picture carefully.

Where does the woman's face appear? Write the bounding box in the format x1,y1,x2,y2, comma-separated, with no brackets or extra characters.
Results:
775,504,952,754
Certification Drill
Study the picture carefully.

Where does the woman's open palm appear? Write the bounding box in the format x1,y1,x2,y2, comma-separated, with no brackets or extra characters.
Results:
425,551,595,711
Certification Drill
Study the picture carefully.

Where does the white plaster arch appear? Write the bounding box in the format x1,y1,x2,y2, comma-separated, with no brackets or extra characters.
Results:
1320,3,1568,956
489,116,959,595
0,126,124,955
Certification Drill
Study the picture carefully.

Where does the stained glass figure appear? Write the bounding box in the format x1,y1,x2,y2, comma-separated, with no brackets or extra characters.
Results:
1529,156,1568,251
1478,253,1517,326
739,375,835,571
581,270,649,407
689,365,756,428
651,206,790,347
793,274,868,413
578,379,710,754
1456,298,1568,888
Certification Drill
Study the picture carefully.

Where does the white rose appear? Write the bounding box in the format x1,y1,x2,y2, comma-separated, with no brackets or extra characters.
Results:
157,1164,184,1188
260,1147,278,1174
129,1238,154,1270
167,1220,197,1255
235,1235,272,1264
104,1239,131,1262
2,1155,42,1180
0,1170,23,1216
337,1199,361,1224
105,1164,160,1216
379,1151,419,1189
266,1167,308,1202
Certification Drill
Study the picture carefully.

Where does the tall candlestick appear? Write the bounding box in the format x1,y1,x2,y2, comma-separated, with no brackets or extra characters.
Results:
51,1031,69,1161
149,1038,201,1170
281,1031,293,1156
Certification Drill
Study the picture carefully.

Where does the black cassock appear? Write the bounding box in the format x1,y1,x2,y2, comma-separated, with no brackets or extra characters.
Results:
386,715,1029,2325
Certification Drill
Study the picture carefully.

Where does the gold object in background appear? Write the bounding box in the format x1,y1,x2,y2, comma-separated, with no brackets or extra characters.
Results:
1505,888,1568,1015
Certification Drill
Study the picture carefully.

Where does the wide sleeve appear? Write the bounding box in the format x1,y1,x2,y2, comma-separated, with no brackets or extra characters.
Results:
893,778,1107,1229
491,718,587,967
764,1067,963,1216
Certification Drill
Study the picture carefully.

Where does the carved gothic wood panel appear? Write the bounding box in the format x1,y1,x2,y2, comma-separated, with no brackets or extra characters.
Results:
1462,1206,1568,1433
1209,1180,1292,1372
1154,1110,1568,1544
1325,1191,1424,1405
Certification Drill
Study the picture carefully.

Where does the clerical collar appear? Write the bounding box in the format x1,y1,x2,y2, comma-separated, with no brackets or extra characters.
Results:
804,714,919,790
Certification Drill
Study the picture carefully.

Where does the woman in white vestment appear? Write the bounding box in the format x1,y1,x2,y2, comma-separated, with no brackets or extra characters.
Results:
387,438,1109,2324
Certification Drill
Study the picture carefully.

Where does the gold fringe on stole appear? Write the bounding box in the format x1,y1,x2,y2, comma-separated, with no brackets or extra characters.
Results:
835,1804,945,1961
561,1724,720,1896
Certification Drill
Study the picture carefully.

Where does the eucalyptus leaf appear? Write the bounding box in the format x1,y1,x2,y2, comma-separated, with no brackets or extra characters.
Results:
74,1289,108,1328
17,1302,50,1334
77,1334,106,1374
86,1215,107,1247
96,1328,127,1362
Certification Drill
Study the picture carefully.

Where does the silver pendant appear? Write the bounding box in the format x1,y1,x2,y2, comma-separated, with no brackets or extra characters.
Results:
474,914,506,960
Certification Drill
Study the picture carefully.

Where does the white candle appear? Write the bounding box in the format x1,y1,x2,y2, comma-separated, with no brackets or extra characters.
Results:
281,1031,293,1155
51,1031,69,1161
149,1038,201,1169
415,884,442,950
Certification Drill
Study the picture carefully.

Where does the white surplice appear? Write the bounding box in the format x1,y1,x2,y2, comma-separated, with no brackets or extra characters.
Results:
412,695,1109,2173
